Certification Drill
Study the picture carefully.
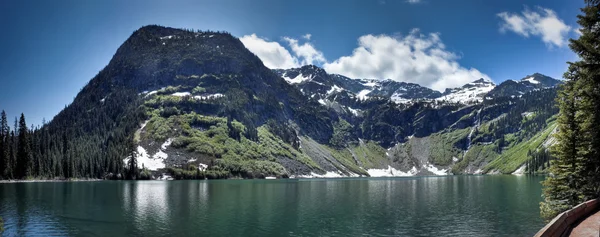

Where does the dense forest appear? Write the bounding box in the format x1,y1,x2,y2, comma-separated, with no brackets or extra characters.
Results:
540,0,600,221
0,110,133,180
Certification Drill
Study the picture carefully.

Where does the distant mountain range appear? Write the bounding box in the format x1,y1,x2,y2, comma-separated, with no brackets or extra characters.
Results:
275,65,560,105
35,25,563,179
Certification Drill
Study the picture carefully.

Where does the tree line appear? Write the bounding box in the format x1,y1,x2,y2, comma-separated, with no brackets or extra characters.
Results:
0,109,143,180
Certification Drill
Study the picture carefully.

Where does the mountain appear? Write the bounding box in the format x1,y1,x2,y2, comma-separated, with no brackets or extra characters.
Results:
16,25,562,180
273,66,442,104
437,78,496,104
486,73,562,98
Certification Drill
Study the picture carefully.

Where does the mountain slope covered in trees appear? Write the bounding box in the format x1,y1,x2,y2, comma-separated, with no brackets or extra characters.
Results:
0,25,563,180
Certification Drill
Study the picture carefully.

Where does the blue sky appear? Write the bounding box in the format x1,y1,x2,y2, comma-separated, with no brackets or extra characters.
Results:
0,0,584,126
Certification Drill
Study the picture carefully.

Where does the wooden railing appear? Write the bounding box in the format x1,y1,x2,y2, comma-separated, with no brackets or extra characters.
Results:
534,199,599,237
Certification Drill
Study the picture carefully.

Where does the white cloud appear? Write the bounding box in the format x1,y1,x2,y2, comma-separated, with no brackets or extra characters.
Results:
497,7,572,47
574,28,582,36
406,0,421,3
240,33,325,69
323,29,490,91
241,30,490,91
239,34,299,69
283,37,326,66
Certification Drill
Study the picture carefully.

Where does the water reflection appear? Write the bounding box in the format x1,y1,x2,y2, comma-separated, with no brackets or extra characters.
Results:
0,176,546,237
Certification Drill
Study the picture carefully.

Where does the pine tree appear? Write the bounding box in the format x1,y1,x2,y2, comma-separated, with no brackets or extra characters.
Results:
126,136,138,180
541,0,600,220
16,114,31,178
0,111,7,179
541,79,582,220
569,0,600,200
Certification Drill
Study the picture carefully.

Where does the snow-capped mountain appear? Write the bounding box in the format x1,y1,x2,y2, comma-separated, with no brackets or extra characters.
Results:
274,66,561,106
436,78,496,103
357,79,442,102
487,73,562,98
273,65,441,104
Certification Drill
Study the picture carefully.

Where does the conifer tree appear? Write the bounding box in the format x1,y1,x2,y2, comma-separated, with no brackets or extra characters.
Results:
16,114,30,178
126,136,138,180
570,0,600,200
0,111,7,179
541,0,600,220
541,76,582,220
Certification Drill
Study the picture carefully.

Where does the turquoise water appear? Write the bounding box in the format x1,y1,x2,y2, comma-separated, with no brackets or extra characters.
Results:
0,175,546,236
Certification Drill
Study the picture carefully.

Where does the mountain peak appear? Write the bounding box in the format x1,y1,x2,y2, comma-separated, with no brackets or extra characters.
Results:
529,72,546,77
471,78,493,84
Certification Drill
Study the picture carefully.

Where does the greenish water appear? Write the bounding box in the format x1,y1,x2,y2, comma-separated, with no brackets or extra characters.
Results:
0,175,545,237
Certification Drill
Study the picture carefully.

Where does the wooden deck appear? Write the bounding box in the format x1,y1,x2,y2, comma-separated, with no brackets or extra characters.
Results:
569,210,600,237
535,199,599,237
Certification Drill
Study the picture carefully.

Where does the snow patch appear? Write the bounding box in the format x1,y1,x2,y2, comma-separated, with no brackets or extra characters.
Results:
522,77,540,84
488,169,501,175
172,92,191,97
512,165,526,175
357,89,372,99
160,35,174,40
145,87,166,98
327,85,344,95
318,99,326,105
161,138,173,150
159,174,173,180
123,146,166,171
347,107,360,116
296,171,345,178
436,82,495,103
367,166,417,177
362,81,378,87
283,73,312,84
390,93,413,104
424,163,449,175
193,93,224,100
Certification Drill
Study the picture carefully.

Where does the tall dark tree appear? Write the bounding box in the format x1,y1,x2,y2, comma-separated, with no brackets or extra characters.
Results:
126,136,138,180
0,111,7,179
541,0,600,220
16,114,31,178
569,0,600,200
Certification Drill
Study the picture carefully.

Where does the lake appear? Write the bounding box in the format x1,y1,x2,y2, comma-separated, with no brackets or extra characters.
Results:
0,175,545,236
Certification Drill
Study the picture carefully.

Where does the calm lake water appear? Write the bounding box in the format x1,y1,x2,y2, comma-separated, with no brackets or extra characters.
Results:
0,175,545,237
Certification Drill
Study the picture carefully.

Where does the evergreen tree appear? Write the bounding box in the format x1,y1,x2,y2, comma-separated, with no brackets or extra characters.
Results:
7,130,15,179
0,111,7,179
126,136,138,180
570,0,600,200
16,114,31,178
541,0,600,220
541,78,582,220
